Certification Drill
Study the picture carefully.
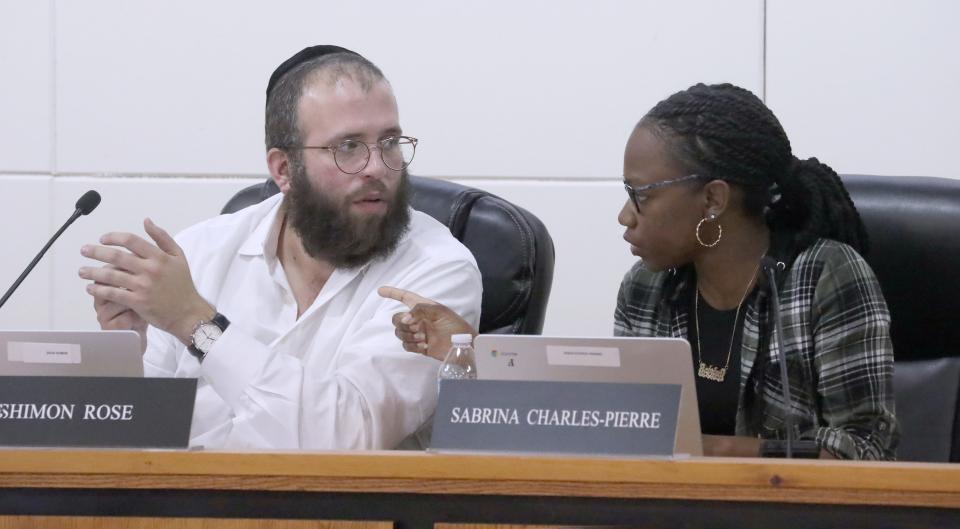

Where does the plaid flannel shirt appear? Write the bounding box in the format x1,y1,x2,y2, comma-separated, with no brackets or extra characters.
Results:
614,239,898,460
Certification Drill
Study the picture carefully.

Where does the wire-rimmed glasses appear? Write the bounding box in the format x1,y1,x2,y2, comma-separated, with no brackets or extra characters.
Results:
290,136,418,174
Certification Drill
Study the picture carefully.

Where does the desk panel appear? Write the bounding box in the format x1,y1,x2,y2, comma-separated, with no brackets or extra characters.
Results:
1,450,957,529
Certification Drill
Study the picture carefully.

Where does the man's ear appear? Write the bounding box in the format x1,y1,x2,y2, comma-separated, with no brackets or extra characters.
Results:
702,179,731,219
267,148,293,194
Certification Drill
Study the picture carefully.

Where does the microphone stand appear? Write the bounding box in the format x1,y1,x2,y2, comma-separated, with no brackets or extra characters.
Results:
761,258,820,458
0,208,84,310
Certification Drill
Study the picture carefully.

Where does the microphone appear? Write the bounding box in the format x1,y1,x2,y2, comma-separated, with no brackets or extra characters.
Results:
76,190,101,215
760,256,819,458
0,190,102,310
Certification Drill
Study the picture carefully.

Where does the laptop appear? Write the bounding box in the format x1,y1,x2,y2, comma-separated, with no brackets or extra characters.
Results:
0,330,143,377
474,335,703,457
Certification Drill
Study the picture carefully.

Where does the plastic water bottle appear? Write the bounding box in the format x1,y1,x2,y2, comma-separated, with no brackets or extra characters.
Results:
438,333,477,393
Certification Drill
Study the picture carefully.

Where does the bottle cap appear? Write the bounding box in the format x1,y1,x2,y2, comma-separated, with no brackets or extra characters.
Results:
451,334,473,346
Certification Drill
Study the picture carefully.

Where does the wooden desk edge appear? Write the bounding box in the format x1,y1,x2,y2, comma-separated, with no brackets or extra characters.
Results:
1,449,958,509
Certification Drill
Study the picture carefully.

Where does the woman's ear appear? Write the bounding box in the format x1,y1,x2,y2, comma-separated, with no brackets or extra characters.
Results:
702,179,731,219
267,148,293,194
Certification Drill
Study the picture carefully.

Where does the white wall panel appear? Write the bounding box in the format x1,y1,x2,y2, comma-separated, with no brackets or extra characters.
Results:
0,177,52,329
55,0,763,178
54,1,272,176
766,0,960,178
0,1,52,172
7,0,954,338
48,177,257,329
458,179,636,336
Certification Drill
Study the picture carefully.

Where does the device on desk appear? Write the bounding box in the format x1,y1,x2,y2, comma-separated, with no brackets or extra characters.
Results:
0,330,143,377
474,335,703,457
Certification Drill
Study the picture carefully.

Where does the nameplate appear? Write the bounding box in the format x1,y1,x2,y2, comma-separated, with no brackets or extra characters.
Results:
0,376,196,449
430,380,680,456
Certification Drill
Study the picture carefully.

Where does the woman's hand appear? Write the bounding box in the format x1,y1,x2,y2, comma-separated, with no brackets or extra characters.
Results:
702,434,834,458
701,434,762,457
378,286,478,361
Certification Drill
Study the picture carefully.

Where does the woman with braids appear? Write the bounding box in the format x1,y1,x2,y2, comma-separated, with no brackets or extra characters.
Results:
379,83,898,460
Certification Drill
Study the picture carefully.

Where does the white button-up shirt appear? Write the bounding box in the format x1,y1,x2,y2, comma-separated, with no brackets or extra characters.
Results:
143,194,482,450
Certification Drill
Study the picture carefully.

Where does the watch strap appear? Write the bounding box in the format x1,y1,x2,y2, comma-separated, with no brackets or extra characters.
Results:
187,312,230,361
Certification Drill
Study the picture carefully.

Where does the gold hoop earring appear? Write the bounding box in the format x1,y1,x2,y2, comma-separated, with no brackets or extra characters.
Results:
696,216,722,248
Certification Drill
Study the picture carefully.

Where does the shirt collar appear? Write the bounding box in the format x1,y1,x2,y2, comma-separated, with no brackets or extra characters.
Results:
238,195,284,259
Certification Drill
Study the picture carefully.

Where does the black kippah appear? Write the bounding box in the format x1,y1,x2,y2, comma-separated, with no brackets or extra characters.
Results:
266,45,362,98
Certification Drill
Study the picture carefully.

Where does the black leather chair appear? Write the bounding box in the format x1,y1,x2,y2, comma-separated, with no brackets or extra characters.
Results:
843,174,960,462
222,175,555,335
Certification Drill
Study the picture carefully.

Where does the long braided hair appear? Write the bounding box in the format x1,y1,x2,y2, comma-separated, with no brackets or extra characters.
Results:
640,83,868,254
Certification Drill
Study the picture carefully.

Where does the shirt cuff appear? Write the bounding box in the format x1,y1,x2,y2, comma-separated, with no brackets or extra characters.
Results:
199,325,271,409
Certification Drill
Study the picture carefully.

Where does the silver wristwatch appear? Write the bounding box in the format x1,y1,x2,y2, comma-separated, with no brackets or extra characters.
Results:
187,312,230,362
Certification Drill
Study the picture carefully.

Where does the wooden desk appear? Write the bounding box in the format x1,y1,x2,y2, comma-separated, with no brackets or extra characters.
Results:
0,449,958,528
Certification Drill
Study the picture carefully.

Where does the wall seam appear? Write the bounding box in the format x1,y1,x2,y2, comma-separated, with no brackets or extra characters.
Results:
49,0,58,175
47,0,58,329
0,171,624,183
761,0,768,103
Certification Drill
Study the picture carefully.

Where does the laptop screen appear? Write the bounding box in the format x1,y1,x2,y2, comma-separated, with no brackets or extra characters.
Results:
0,330,143,377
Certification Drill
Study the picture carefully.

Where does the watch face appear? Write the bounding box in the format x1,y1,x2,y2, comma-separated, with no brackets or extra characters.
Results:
193,323,223,353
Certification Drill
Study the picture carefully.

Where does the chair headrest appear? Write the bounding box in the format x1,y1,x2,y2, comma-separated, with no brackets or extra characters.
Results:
407,176,554,334
843,174,960,361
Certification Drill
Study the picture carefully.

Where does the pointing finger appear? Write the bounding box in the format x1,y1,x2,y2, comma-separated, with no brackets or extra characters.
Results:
378,286,435,309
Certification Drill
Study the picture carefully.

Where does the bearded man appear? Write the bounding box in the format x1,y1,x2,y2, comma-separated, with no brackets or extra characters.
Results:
79,46,482,450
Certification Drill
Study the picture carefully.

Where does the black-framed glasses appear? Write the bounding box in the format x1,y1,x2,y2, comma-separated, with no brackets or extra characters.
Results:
623,174,707,211
291,135,418,174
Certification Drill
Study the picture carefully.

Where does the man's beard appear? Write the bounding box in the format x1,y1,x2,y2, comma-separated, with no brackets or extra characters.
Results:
284,164,411,269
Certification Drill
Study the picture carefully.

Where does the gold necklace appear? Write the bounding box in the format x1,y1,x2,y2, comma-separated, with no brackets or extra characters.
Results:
694,261,761,382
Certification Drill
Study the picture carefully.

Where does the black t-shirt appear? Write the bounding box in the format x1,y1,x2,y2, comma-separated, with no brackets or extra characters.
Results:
687,288,750,436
